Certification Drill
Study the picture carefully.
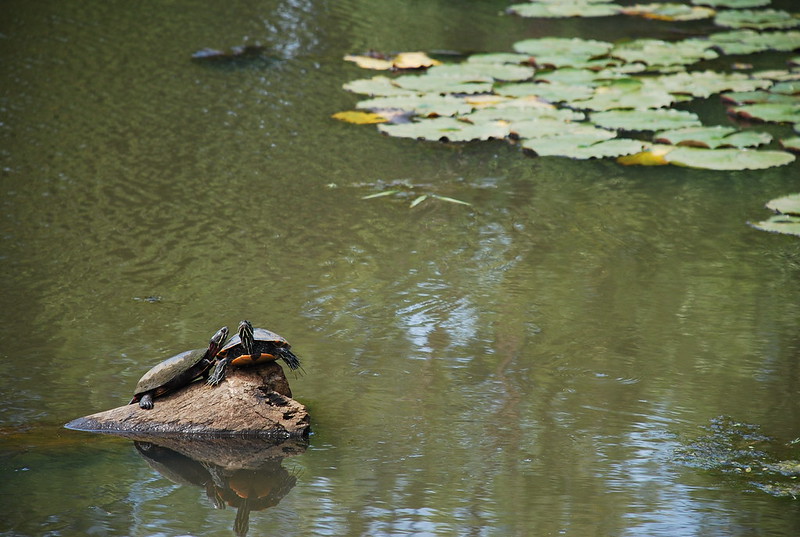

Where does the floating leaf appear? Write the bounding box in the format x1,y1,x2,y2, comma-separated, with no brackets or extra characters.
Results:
692,0,769,6
618,145,673,166
654,125,772,148
513,37,614,68
431,194,472,206
611,38,718,67
622,3,715,21
393,52,442,69
522,135,646,159
766,193,800,215
357,94,473,116
730,103,800,123
707,30,800,55
393,74,493,94
770,81,800,94
332,110,389,124
378,117,509,142
510,119,609,140
466,53,532,65
781,136,800,152
715,9,800,30
344,54,394,70
465,104,585,123
664,146,796,169
508,0,621,18
721,90,798,105
749,214,800,237
344,76,415,97
646,70,771,98
591,109,702,131
427,62,535,82
572,78,676,110
495,81,595,103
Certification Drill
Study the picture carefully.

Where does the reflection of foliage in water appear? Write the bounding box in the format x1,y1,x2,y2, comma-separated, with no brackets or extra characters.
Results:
675,416,800,498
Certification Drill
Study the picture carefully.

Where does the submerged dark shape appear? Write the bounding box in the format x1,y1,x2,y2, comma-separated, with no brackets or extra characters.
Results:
207,320,301,387
191,45,280,67
130,326,228,409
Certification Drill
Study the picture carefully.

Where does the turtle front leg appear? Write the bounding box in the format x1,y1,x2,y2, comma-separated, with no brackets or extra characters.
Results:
139,393,155,410
207,357,231,386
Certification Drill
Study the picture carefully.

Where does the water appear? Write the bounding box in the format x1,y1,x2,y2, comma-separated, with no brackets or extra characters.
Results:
2,0,800,535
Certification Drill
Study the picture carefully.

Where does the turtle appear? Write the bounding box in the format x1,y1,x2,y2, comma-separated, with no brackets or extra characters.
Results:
129,326,229,409
207,320,300,386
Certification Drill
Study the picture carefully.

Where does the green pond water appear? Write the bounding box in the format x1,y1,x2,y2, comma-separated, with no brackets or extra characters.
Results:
2,0,800,535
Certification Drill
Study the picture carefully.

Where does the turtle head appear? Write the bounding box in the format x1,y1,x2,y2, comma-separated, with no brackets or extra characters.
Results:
208,326,229,356
238,319,255,356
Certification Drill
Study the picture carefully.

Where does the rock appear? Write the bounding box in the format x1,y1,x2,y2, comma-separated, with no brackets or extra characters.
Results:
65,362,309,438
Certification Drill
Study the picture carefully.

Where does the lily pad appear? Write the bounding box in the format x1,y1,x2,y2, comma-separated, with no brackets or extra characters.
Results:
692,0,769,6
781,136,800,152
466,53,533,65
332,111,389,124
511,120,611,140
721,90,798,105
572,78,676,110
344,76,416,97
654,125,772,148
508,0,621,18
495,81,595,103
513,37,614,68
707,30,800,55
591,109,702,131
621,3,715,21
766,193,800,215
465,104,585,123
611,38,719,70
522,134,646,159
730,103,800,123
357,94,473,117
770,81,800,94
427,62,535,82
393,74,493,94
647,70,771,98
664,146,796,169
715,9,800,30
378,117,509,142
750,214,800,237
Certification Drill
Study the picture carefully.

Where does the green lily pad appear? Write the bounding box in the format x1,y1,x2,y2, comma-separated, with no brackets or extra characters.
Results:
466,53,532,65
664,146,796,169
771,81,800,94
721,90,799,105
591,109,702,131
730,103,800,123
522,134,646,159
611,38,718,67
495,81,595,102
427,62,535,82
344,76,415,97
692,0,769,6
393,74,493,94
513,37,614,68
715,9,800,30
750,214,800,236
357,94,473,116
535,68,609,86
766,193,800,215
572,78,676,110
378,117,509,142
508,0,621,18
707,30,800,55
511,120,612,140
647,70,771,98
465,103,586,123
781,136,800,152
622,3,715,21
654,125,772,148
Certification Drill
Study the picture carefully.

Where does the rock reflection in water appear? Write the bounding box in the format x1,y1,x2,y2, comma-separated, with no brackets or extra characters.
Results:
134,436,306,536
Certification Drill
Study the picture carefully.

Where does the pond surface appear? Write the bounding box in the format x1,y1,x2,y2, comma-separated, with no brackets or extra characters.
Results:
2,0,800,535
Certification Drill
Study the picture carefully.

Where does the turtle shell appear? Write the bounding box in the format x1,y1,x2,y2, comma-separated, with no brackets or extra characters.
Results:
218,327,300,370
132,347,210,399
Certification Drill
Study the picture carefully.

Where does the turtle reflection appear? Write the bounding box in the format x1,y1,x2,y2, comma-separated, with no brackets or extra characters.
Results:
134,439,303,536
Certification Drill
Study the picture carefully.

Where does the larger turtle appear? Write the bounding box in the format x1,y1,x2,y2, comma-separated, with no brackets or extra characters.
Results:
130,326,229,409
207,320,300,386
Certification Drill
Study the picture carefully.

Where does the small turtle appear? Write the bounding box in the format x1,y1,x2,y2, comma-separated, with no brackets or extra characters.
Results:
207,320,300,386
130,326,229,409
